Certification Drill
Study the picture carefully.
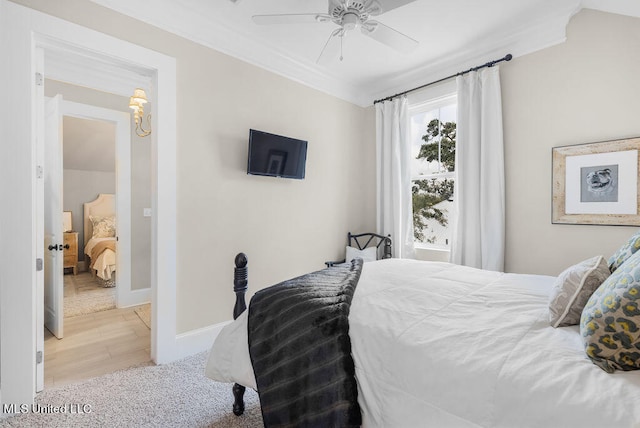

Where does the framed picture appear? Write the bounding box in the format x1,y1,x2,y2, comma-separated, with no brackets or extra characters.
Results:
267,150,287,176
552,137,640,225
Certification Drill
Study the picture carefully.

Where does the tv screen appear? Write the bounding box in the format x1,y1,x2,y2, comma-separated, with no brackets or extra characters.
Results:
247,129,308,179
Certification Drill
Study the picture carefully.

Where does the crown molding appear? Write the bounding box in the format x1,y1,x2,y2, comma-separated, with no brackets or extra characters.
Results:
89,0,367,105
89,0,586,107
367,2,581,104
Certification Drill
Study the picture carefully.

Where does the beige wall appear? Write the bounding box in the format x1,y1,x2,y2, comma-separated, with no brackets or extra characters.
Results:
501,9,640,276
23,2,638,334
14,0,375,333
396,9,640,275
175,47,374,332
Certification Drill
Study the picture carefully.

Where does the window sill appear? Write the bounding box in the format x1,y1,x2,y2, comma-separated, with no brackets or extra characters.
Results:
414,246,450,262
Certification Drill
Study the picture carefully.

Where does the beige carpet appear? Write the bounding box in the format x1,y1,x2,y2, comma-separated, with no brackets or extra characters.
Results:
0,352,263,427
64,272,116,318
134,304,151,329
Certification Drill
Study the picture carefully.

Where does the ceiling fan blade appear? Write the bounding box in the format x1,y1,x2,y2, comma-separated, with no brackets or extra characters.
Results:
361,20,418,53
316,28,343,64
252,13,331,25
376,0,418,14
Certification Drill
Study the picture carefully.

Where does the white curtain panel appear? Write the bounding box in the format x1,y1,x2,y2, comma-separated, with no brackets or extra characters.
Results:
451,66,505,271
375,97,415,259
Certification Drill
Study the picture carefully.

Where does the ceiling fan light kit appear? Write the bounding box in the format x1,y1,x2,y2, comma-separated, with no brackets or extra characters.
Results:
342,12,360,30
252,0,418,63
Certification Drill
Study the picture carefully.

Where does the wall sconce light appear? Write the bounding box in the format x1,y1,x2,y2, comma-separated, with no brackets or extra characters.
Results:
129,88,151,137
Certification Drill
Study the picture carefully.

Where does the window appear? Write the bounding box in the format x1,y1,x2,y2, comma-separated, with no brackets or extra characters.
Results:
409,95,457,249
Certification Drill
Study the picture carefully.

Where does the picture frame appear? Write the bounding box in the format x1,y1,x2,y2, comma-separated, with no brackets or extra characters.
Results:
267,150,287,176
552,137,640,225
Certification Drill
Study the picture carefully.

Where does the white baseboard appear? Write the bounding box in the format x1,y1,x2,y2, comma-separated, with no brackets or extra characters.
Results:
174,320,232,361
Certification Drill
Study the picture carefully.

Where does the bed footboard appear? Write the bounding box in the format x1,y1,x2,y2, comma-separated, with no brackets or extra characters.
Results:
232,253,248,416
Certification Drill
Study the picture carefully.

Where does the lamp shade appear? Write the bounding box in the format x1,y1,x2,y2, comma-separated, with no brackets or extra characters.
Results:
128,96,141,111
131,88,148,104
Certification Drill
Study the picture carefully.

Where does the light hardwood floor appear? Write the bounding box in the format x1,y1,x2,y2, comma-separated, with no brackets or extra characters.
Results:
44,275,152,388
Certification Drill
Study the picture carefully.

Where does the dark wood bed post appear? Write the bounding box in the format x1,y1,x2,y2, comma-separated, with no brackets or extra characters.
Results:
232,252,248,416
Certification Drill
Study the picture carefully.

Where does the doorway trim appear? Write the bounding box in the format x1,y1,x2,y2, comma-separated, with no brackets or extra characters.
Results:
0,0,177,405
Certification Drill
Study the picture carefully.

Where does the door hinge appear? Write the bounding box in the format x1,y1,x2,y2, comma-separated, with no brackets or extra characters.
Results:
36,258,43,271
35,72,43,86
36,351,43,364
36,165,43,179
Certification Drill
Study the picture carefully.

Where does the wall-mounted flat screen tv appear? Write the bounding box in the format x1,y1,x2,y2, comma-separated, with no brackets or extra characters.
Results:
247,129,308,179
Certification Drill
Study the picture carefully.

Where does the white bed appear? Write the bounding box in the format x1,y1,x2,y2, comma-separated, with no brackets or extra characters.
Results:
207,258,640,427
83,193,116,282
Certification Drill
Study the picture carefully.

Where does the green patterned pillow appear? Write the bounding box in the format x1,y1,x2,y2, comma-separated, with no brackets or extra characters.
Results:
608,230,640,272
580,249,640,372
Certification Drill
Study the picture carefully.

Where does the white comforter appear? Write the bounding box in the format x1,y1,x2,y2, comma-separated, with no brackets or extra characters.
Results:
206,259,640,428
84,237,116,280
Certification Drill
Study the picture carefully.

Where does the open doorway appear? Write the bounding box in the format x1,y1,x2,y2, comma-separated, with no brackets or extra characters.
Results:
42,87,153,388
1,3,177,404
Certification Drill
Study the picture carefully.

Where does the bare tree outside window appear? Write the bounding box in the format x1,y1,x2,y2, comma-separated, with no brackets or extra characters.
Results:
410,101,456,247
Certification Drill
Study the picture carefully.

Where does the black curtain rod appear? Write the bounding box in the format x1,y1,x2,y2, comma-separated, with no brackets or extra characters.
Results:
373,53,513,105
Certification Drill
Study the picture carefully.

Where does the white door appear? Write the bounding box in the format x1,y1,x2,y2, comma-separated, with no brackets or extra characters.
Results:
44,94,64,340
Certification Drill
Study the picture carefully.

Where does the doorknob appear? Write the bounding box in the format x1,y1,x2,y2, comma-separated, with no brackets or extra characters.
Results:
48,244,59,251
63,244,70,250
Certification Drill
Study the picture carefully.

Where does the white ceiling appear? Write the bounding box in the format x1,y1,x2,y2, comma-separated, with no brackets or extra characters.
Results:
89,0,640,106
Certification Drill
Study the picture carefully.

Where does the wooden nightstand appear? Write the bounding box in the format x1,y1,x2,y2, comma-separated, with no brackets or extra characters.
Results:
63,232,78,275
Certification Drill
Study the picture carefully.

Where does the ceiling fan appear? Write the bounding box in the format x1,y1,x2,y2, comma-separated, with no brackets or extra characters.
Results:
252,0,419,63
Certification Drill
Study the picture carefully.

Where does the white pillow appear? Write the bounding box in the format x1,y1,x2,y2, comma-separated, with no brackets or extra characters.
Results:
346,246,377,263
